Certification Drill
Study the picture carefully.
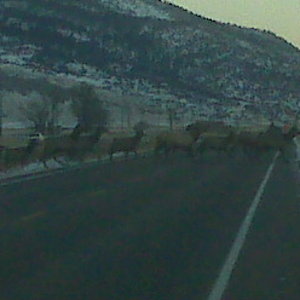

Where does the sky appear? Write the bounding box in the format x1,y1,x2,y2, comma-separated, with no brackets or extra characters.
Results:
167,0,300,49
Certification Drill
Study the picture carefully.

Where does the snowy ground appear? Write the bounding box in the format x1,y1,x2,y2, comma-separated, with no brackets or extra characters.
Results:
0,152,148,183
0,160,65,182
99,0,171,19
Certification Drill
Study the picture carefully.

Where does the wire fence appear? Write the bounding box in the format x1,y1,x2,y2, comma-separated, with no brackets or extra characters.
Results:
1,118,297,149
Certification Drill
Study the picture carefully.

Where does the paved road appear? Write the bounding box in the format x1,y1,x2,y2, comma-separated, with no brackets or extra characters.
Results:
0,152,298,300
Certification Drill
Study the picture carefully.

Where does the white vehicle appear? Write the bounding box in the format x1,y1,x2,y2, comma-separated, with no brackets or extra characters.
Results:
28,132,45,141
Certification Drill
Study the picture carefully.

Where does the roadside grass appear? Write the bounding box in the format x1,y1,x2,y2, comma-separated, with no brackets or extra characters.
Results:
1,150,25,169
0,134,28,148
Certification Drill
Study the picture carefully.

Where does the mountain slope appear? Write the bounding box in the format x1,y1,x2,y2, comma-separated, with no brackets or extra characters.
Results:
1,0,300,123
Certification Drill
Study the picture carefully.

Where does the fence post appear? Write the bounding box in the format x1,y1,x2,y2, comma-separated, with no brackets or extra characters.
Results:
0,93,3,137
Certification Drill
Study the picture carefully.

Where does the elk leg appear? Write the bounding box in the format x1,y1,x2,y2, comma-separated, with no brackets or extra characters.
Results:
42,160,49,169
154,144,162,157
164,147,170,158
109,149,114,161
54,156,68,166
280,147,290,164
188,148,195,158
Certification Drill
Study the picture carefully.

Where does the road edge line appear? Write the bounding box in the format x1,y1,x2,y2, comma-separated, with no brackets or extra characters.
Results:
207,151,280,300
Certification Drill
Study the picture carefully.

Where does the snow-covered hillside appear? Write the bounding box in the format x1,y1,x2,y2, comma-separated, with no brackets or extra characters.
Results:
1,0,300,127
99,0,171,19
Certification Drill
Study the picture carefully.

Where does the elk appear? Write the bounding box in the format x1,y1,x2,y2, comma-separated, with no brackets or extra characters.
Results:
0,133,44,170
35,124,82,168
196,131,235,157
229,123,299,161
69,125,108,161
191,121,234,157
154,123,206,157
37,124,107,168
109,128,145,161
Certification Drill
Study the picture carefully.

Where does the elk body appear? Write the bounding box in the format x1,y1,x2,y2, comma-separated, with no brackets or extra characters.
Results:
109,129,144,161
192,121,234,157
196,132,235,157
0,133,44,170
154,123,206,157
230,123,299,160
38,124,107,168
68,125,107,161
36,125,82,168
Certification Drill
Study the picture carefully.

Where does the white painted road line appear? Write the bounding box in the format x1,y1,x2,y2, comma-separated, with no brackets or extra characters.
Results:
207,151,280,300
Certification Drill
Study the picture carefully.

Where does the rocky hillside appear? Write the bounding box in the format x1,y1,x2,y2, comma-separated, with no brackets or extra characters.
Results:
1,0,300,125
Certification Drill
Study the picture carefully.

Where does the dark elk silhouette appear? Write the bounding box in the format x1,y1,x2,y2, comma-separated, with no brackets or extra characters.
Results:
191,121,234,156
36,124,107,168
154,122,208,157
70,124,108,161
109,121,148,161
0,133,44,171
229,122,300,161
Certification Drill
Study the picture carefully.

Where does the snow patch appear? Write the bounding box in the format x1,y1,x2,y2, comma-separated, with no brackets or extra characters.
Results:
99,0,171,20
0,160,62,181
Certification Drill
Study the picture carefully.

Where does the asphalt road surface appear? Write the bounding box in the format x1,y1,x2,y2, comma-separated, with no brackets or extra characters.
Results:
0,151,299,300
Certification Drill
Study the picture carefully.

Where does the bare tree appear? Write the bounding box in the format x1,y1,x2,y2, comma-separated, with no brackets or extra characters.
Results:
165,101,183,130
117,85,135,129
70,82,108,131
43,83,68,133
0,91,3,137
138,106,147,123
167,106,176,130
122,95,134,129
19,92,52,133
133,120,149,132
0,72,4,136
17,80,69,134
